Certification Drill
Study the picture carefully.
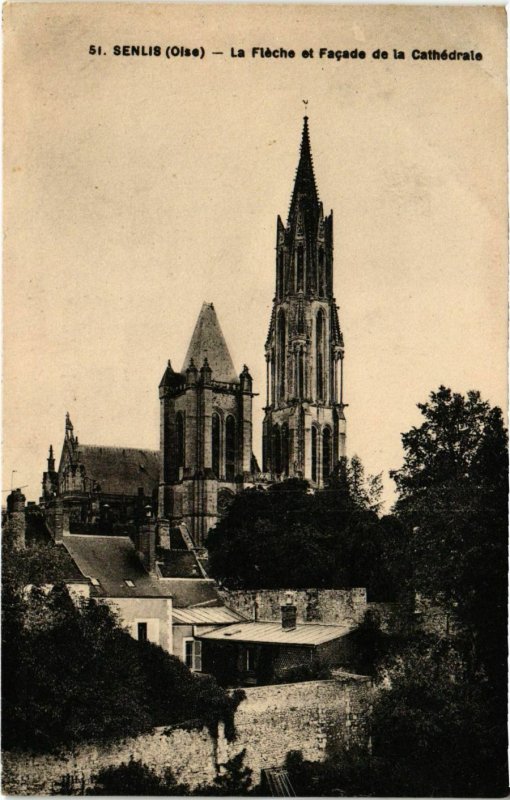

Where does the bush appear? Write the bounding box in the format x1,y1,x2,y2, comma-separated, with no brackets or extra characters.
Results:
86,758,189,795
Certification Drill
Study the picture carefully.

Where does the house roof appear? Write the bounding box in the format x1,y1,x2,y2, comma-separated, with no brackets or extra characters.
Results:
197,621,352,647
64,535,169,598
76,445,159,496
156,578,222,608
173,606,245,625
182,302,238,383
157,551,202,579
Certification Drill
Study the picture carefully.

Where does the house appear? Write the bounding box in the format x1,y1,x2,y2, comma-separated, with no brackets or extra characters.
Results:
196,596,358,686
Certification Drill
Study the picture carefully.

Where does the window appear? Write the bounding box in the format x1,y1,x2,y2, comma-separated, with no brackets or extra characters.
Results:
278,251,284,295
176,412,185,469
246,647,256,672
124,579,135,588
212,412,221,478
137,622,148,642
318,247,325,295
316,309,325,401
225,415,236,482
311,426,318,483
90,577,100,587
277,310,286,401
272,424,282,475
184,638,202,672
296,245,304,291
282,423,290,477
322,427,332,482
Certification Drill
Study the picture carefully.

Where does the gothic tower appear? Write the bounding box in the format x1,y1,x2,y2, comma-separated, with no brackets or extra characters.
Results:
262,117,346,486
159,302,254,546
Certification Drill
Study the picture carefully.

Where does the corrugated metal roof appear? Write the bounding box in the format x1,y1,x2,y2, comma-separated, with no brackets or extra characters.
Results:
173,607,244,625
197,621,352,646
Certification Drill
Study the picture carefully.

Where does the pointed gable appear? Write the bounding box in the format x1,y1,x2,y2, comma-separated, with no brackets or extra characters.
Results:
182,302,238,383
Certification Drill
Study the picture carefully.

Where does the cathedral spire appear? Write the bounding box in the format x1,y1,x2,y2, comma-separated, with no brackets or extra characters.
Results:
288,115,319,227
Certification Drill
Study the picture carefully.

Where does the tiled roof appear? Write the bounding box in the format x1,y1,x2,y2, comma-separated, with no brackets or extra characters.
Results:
182,302,238,383
173,606,245,625
158,552,202,579
197,621,352,647
157,578,222,609
64,535,169,598
76,445,159,496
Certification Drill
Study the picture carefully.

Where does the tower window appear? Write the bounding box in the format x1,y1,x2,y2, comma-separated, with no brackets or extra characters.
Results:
316,310,325,401
225,415,236,482
296,245,304,291
273,425,282,475
282,423,290,476
298,347,305,399
212,412,221,478
311,426,318,483
318,248,325,295
277,310,286,402
176,412,185,469
278,251,284,296
322,427,332,482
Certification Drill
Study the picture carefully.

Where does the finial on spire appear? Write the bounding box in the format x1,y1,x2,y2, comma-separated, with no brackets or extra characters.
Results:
302,98,308,119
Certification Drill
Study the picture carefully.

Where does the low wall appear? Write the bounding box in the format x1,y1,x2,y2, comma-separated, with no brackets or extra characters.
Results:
2,678,371,795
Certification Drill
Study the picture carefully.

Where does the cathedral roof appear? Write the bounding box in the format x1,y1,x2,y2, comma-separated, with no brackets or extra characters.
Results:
75,445,159,496
182,302,238,383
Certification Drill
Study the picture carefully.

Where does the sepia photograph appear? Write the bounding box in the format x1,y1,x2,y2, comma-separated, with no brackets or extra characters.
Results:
2,3,508,796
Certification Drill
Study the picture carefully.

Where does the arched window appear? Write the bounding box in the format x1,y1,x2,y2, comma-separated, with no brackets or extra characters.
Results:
318,248,324,295
212,413,221,478
282,423,290,476
225,415,236,482
316,309,325,401
322,427,332,482
272,425,282,475
311,426,318,483
176,412,185,468
296,245,304,291
298,347,305,399
278,251,284,296
277,310,286,402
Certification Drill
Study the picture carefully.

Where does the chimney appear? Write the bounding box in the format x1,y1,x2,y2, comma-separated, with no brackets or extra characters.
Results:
137,504,156,574
281,592,297,631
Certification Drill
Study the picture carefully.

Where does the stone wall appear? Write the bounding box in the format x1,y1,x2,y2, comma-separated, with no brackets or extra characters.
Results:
222,588,367,626
2,677,372,795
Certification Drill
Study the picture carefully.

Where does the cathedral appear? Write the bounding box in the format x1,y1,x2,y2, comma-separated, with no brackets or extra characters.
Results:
41,116,346,546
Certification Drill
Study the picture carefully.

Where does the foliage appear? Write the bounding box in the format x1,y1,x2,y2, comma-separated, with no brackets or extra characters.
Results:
206,459,403,599
86,758,189,795
195,750,254,796
85,751,254,797
391,386,508,693
2,547,242,752
286,636,508,797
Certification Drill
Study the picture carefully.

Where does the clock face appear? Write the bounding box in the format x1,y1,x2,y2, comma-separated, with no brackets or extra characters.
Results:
218,488,235,516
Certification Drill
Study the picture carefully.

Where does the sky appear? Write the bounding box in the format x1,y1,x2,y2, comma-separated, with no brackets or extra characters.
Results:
4,4,507,509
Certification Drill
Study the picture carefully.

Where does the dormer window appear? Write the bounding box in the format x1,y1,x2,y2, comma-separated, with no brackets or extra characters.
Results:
90,578,100,587
124,579,135,588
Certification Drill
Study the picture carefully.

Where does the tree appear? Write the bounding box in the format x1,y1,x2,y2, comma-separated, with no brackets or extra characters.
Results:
390,387,508,688
2,541,243,752
206,461,403,599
